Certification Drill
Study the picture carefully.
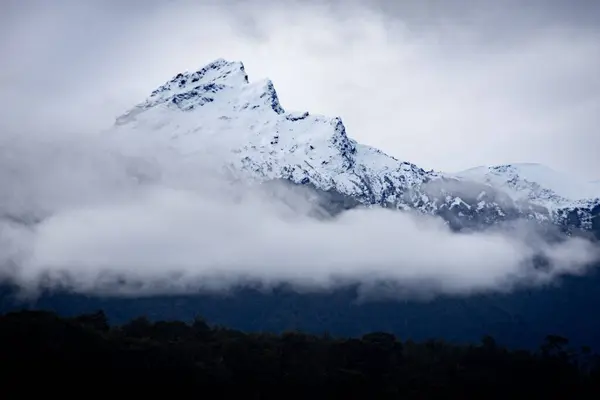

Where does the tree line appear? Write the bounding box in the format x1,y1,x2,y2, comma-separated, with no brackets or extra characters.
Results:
0,309,599,397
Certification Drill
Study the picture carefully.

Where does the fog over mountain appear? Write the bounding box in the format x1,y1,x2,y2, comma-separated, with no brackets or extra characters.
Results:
2,0,600,177
0,60,598,300
0,0,599,302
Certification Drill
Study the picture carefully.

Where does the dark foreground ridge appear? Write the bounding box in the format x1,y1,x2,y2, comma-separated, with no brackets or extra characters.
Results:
4,268,600,351
1,309,599,397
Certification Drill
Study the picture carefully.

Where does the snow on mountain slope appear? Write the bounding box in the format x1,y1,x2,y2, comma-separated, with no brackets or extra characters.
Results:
456,164,600,209
110,58,599,235
111,58,436,206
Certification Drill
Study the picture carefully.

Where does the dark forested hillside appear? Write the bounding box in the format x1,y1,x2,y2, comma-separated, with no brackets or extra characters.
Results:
2,266,600,351
1,309,599,397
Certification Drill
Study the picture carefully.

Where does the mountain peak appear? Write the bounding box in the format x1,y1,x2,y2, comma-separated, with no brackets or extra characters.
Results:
111,58,598,237
164,58,248,88
112,58,428,200
147,58,248,101
115,59,274,124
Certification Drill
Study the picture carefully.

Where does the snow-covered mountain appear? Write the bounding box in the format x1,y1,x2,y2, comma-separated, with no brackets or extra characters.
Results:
455,164,600,235
457,164,600,209
111,58,600,236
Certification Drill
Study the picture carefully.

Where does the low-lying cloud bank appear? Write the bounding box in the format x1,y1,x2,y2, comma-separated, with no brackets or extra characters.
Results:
0,130,598,300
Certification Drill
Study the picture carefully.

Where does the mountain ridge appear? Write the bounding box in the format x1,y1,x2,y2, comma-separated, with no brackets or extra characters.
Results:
457,163,600,208
112,58,599,237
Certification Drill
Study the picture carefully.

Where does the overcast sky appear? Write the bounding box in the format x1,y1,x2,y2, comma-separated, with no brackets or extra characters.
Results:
1,0,600,298
1,0,599,178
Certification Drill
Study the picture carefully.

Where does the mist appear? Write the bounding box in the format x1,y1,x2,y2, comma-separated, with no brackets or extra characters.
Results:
0,128,598,300
1,0,599,300
1,0,600,178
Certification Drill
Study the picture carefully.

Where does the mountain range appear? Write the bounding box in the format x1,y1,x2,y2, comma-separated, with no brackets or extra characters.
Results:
111,58,600,237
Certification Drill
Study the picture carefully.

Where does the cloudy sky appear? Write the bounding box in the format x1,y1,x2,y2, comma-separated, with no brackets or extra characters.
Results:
1,0,599,178
1,0,600,298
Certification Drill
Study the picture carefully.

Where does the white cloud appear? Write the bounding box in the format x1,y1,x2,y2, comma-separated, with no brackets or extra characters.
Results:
0,129,597,298
0,0,598,299
1,0,599,178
